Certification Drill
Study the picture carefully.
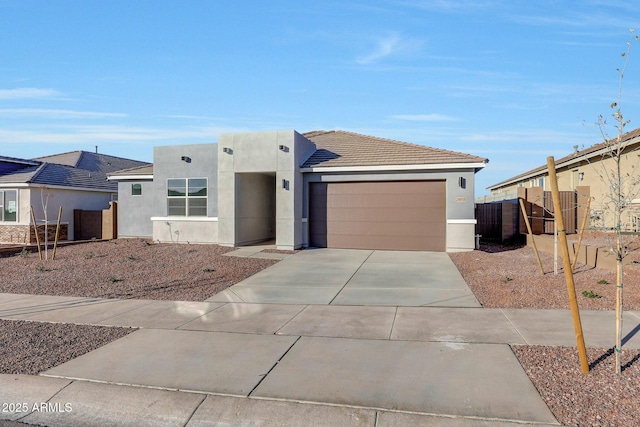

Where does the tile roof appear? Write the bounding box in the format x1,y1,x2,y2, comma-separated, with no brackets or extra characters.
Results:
0,150,149,191
0,155,40,166
34,151,83,167
488,127,640,189
107,164,154,178
302,130,487,168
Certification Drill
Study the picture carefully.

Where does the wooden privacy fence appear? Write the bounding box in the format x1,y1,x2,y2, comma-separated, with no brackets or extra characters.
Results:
475,200,519,242
476,188,585,242
73,201,117,240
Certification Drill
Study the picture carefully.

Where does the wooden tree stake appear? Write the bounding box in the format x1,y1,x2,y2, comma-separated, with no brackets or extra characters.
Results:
547,156,589,374
30,206,42,261
571,197,591,272
52,206,62,260
519,198,545,275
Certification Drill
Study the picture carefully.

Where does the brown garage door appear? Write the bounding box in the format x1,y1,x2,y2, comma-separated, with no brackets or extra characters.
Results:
309,181,446,251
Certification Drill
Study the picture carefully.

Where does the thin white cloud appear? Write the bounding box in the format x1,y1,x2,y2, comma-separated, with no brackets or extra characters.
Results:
0,88,62,100
460,129,591,145
356,34,402,65
0,109,127,119
396,0,501,13
391,114,460,122
0,125,235,145
355,33,423,65
162,114,214,121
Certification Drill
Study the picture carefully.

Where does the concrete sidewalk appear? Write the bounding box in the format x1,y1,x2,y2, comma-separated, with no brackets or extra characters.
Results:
1,248,638,426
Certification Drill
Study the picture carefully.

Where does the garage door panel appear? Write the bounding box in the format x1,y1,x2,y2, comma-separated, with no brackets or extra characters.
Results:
326,234,443,252
309,181,446,251
325,221,446,237
326,181,444,195
326,194,445,209
326,207,445,222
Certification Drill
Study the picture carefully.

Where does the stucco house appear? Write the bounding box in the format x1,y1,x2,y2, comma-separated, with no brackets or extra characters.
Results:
108,130,487,252
0,151,149,243
483,127,640,231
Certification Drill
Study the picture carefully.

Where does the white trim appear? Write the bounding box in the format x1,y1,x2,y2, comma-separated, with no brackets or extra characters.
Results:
107,174,153,181
447,219,477,224
0,158,39,166
301,163,487,173
26,183,116,193
2,183,115,193
151,216,218,222
0,183,29,188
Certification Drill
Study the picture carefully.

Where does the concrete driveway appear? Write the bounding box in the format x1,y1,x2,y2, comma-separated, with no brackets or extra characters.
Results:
208,248,481,307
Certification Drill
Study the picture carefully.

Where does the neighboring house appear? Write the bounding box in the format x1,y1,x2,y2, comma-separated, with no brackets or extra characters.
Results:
0,151,149,243
109,130,487,252
483,127,640,231
105,164,154,238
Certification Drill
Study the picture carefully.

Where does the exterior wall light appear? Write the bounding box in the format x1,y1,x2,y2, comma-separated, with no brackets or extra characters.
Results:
223,147,233,154
458,177,466,189
279,145,289,152
282,179,289,190
181,156,191,163
578,172,584,181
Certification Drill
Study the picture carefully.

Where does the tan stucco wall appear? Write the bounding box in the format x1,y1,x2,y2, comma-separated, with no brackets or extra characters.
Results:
490,148,640,229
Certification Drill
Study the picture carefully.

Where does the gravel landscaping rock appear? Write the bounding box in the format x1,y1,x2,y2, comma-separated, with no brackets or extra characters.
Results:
0,319,135,375
513,345,640,427
0,239,278,301
449,244,640,311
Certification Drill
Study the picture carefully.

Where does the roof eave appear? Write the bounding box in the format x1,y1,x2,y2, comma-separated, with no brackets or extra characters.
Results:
25,183,117,193
107,174,154,181
301,162,487,173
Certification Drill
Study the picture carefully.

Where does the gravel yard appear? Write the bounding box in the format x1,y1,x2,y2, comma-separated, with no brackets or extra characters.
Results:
2,238,640,425
449,242,640,311
0,238,278,301
0,319,135,376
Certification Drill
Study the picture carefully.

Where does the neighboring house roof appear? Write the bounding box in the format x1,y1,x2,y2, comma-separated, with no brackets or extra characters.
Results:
302,130,487,169
0,155,40,166
106,164,154,180
488,127,640,190
0,150,149,191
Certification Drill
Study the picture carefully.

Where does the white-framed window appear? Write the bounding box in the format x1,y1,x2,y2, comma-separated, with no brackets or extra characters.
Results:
167,178,207,216
131,183,142,196
0,189,18,222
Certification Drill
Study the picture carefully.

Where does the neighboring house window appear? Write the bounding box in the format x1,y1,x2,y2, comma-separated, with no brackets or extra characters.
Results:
167,178,207,216
0,190,17,222
131,183,142,196
538,177,544,188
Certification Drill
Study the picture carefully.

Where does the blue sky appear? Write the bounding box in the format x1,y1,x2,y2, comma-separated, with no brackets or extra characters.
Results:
1,1,639,195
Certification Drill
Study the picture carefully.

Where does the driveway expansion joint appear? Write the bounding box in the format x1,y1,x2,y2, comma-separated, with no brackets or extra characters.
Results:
247,335,302,398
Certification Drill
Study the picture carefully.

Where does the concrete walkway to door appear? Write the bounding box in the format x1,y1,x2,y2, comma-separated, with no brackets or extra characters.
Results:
209,248,481,307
